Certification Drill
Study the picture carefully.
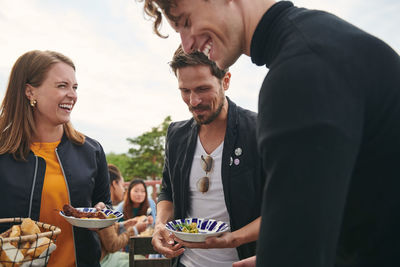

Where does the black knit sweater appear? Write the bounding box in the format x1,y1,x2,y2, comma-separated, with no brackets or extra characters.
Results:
252,2,400,266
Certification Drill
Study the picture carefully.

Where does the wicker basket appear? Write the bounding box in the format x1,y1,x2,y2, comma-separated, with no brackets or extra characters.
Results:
0,218,61,267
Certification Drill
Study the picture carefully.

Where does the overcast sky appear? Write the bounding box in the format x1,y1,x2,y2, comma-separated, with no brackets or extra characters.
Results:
0,0,399,154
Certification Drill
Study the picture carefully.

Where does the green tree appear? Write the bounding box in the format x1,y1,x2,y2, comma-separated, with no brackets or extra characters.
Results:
126,116,172,180
106,152,131,181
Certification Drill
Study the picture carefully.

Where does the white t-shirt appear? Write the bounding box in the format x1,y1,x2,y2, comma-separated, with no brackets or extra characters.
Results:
180,137,239,267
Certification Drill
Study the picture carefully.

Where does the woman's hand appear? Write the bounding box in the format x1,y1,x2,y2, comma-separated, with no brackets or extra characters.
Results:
122,218,138,229
94,202,106,210
135,221,148,233
88,202,107,231
147,215,154,225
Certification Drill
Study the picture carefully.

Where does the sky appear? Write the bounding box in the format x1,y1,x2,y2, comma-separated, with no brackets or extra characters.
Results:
0,0,399,154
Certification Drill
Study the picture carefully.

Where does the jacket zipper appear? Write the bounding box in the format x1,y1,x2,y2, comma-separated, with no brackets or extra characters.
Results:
28,156,39,218
56,148,78,267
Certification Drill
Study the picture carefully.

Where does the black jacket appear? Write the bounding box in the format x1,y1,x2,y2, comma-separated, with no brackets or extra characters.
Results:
0,134,111,267
159,97,265,261
251,1,400,266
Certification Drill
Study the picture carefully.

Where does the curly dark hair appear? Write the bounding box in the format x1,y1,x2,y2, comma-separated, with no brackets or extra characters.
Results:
136,0,186,38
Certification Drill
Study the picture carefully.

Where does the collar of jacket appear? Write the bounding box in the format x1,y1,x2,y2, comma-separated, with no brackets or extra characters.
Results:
26,132,70,217
28,132,70,156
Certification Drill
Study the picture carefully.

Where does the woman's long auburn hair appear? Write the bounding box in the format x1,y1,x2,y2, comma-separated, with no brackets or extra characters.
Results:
0,50,85,161
123,179,150,220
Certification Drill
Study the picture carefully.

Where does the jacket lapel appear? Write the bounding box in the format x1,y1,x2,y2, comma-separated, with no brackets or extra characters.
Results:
221,97,238,215
180,120,199,218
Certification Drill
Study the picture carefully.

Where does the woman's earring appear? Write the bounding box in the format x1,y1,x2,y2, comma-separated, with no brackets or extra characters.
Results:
30,99,37,107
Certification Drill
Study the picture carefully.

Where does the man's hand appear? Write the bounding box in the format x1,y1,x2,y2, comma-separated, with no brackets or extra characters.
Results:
232,256,256,267
152,223,185,258
174,231,236,249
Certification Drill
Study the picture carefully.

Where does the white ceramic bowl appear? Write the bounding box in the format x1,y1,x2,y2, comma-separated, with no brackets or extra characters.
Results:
166,218,229,242
59,208,123,229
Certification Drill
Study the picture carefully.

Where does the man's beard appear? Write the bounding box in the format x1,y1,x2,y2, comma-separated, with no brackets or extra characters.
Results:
190,100,224,125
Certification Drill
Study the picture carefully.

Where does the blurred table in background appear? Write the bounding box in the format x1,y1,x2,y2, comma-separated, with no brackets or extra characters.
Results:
129,236,171,267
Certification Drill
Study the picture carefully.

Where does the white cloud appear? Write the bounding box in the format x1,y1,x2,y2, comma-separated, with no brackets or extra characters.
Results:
0,0,399,153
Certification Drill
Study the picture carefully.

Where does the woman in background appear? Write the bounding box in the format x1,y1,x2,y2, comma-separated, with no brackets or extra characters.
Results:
108,163,126,207
98,164,144,267
116,179,156,235
0,50,111,267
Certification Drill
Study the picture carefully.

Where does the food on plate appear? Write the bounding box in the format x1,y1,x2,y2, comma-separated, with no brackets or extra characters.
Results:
0,242,24,267
60,206,122,228
178,222,199,233
167,218,230,242
62,204,106,219
21,218,41,236
105,214,117,219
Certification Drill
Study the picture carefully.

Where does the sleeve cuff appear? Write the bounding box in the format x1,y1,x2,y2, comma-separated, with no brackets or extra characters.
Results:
132,226,139,236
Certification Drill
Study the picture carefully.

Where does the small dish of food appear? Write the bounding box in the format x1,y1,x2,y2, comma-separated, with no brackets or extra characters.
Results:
59,204,123,229
166,218,229,242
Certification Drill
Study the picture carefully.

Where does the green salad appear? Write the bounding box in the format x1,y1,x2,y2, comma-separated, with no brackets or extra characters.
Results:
177,222,199,233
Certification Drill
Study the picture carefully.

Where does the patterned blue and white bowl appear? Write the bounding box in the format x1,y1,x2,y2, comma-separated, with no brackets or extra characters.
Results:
166,218,229,242
60,207,123,228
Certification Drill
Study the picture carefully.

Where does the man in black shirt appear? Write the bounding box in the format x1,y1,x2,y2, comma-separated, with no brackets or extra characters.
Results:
137,0,400,266
152,46,264,267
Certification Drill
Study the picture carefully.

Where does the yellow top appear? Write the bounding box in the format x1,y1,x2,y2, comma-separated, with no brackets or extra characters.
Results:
31,141,75,267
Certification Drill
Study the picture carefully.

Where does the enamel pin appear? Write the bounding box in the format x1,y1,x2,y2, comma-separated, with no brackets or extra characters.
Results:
235,147,242,156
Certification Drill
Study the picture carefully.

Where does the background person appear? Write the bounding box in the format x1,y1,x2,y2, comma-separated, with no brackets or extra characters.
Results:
0,50,111,267
137,0,400,266
151,46,265,267
108,163,126,206
116,179,156,235
97,164,144,267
